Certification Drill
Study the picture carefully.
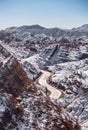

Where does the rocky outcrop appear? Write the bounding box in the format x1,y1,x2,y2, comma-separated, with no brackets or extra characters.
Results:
0,56,33,96
0,42,33,97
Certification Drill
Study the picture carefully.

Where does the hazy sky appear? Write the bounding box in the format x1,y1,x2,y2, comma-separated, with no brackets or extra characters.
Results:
0,0,88,29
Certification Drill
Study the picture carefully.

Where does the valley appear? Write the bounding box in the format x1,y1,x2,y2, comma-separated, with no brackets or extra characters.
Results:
0,24,88,130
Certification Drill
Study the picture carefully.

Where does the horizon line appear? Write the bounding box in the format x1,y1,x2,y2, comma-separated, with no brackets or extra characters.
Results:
0,23,88,30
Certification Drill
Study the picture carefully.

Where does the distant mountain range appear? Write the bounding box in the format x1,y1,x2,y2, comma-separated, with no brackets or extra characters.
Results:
0,24,88,38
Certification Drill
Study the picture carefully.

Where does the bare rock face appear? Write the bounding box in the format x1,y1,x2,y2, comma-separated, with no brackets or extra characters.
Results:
0,58,32,96
0,43,32,96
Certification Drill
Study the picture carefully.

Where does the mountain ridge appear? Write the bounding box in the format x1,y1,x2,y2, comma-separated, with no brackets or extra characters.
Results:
1,24,88,31
0,24,87,39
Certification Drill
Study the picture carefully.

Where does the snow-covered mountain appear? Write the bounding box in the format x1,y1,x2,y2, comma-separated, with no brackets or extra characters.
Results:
72,24,88,32
0,24,88,130
0,42,80,130
0,24,88,40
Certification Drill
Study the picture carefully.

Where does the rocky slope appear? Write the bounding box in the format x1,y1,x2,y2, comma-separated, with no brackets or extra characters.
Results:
48,59,88,130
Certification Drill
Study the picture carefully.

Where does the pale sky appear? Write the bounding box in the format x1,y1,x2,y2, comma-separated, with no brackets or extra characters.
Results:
0,0,88,29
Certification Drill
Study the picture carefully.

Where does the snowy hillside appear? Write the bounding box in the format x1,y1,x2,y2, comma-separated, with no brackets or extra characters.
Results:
0,24,88,130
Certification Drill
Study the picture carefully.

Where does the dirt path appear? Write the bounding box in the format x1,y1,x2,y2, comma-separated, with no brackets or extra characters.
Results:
38,70,61,99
